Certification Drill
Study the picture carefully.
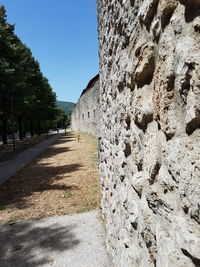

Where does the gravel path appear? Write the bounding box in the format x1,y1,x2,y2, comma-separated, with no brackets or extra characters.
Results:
0,210,111,267
0,134,61,185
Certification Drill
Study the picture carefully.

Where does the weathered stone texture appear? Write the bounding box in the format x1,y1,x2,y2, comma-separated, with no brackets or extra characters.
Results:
98,0,200,266
71,75,100,136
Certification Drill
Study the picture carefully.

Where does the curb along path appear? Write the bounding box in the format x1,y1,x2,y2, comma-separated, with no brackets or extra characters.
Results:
0,134,62,185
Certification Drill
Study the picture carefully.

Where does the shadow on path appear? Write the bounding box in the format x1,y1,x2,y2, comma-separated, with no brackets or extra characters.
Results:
0,219,80,267
0,163,82,209
0,131,83,210
55,132,76,145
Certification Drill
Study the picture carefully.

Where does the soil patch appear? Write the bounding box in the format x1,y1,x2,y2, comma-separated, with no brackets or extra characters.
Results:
0,131,100,223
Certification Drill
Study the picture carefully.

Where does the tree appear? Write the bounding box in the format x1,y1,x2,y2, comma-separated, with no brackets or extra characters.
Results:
55,109,70,131
0,6,16,144
0,5,58,143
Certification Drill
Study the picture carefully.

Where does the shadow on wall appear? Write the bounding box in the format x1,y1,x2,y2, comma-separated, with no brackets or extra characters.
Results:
0,220,80,266
180,0,200,22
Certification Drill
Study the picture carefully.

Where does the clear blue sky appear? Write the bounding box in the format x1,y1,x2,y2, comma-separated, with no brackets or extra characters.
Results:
1,0,99,103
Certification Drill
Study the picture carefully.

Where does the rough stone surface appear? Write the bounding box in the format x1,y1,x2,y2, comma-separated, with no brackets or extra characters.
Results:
97,0,200,266
71,74,101,136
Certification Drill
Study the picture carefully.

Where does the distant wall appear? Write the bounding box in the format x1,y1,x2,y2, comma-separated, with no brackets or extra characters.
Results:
71,74,100,136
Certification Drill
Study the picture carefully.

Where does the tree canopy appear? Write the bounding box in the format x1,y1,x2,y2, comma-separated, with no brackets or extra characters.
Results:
0,6,67,144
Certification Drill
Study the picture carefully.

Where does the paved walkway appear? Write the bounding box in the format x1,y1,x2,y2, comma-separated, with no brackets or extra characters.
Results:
0,134,62,185
0,210,111,267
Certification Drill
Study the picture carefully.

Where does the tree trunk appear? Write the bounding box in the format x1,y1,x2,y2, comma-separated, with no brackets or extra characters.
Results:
18,116,23,140
23,120,27,138
29,119,34,137
2,119,7,145
38,119,41,136
23,129,26,138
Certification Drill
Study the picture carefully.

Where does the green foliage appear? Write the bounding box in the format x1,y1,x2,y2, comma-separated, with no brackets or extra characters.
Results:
49,108,70,130
56,101,75,117
62,190,75,198
0,5,58,142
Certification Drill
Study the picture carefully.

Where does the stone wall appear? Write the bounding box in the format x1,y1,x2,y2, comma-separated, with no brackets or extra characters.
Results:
98,0,200,266
71,74,100,136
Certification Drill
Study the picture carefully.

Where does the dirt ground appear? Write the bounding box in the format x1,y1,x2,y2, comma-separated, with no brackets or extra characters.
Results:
0,131,100,223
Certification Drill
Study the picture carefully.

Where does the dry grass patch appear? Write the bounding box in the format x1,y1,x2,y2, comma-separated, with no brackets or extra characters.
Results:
0,131,100,223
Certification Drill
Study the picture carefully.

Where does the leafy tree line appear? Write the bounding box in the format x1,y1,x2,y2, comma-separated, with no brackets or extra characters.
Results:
0,6,69,145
